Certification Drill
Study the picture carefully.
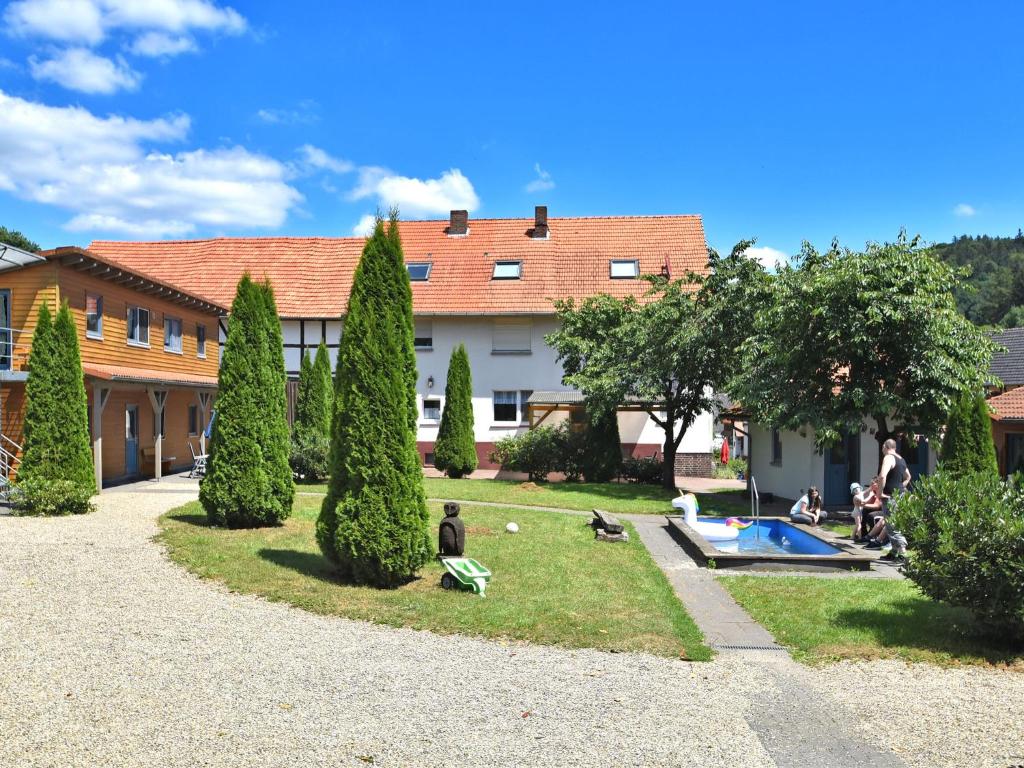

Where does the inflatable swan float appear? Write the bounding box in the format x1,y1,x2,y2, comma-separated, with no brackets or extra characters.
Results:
671,493,739,541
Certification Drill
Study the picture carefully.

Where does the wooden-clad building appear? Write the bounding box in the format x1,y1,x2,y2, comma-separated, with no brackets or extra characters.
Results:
0,243,226,489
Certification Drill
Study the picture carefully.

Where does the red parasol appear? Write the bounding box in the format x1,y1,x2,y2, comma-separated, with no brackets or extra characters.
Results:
720,439,730,465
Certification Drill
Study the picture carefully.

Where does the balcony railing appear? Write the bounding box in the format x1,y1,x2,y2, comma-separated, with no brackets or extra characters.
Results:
0,326,30,373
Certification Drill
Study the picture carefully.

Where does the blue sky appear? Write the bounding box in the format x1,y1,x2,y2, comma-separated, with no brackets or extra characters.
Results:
1,1,1022,263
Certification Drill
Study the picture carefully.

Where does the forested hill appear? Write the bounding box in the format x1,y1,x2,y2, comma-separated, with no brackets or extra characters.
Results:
931,233,1024,328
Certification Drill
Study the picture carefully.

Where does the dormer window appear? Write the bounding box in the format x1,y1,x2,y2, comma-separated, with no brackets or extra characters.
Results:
492,261,522,280
610,259,640,279
407,262,432,281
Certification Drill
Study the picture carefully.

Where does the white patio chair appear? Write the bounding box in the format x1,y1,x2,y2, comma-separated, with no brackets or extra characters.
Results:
188,441,208,478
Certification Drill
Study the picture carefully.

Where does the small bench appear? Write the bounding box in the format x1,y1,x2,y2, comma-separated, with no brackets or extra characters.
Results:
140,447,177,477
592,509,629,542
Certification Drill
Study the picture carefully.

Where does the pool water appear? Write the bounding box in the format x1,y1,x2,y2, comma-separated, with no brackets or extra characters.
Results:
697,517,841,556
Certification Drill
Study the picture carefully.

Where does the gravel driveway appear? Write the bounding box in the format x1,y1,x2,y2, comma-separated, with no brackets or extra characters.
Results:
1,480,1020,768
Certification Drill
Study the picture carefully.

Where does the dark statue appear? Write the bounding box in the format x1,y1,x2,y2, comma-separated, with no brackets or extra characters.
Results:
438,501,465,557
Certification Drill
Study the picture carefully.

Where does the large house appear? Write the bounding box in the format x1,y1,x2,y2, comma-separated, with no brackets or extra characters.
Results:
86,207,716,473
0,243,223,489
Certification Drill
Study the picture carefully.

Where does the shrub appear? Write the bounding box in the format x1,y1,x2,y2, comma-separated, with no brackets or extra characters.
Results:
622,456,664,484
13,477,94,516
201,275,292,528
712,456,748,479
433,344,477,478
316,213,430,587
19,302,95,504
490,425,563,481
891,471,1024,642
289,429,330,481
940,391,998,477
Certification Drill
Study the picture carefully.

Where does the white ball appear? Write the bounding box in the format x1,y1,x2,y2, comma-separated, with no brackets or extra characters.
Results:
505,522,519,534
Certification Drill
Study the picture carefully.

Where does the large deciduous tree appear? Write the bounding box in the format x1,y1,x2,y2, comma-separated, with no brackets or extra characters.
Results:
200,275,292,527
316,212,430,586
433,344,477,478
546,241,766,489
730,232,999,448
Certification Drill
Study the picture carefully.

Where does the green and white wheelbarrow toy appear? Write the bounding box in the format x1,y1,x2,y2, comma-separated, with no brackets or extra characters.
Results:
439,557,492,597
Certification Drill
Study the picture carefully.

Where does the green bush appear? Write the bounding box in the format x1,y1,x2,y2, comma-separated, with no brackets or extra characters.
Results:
712,456,748,479
13,477,94,516
622,456,664,484
201,275,293,528
289,429,330,481
891,471,1024,642
940,391,998,477
581,408,622,482
433,344,477,478
491,425,563,481
316,213,430,587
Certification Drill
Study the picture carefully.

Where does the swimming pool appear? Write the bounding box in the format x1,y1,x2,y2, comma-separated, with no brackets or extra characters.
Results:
695,518,841,556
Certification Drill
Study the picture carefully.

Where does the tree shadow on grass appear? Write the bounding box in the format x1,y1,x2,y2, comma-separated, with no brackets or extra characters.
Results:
259,548,341,585
165,512,210,527
833,597,1023,665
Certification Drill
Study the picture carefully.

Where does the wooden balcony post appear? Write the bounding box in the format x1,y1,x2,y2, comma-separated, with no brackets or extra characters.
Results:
146,388,168,481
91,386,110,491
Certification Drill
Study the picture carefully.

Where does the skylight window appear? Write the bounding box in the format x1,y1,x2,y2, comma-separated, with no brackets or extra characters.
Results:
407,262,432,281
610,259,640,279
492,261,522,280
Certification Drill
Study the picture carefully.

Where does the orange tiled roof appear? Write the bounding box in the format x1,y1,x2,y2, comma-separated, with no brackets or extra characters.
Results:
83,363,218,389
989,386,1024,421
87,215,707,318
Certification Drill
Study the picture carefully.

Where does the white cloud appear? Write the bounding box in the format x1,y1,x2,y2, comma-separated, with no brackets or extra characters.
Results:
0,89,302,238
128,31,197,57
350,167,479,218
352,214,376,237
953,203,976,217
5,0,245,44
525,162,555,193
744,245,788,270
298,144,353,174
30,47,141,93
256,102,319,125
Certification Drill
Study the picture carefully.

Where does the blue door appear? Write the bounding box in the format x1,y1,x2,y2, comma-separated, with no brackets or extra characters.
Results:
125,405,139,476
824,432,860,508
899,434,929,486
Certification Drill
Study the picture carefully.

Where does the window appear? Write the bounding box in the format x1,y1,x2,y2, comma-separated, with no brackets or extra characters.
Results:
196,324,207,358
86,293,103,338
422,398,441,421
414,319,433,349
127,306,149,346
610,259,640,279
771,428,782,465
164,317,182,353
519,390,533,423
424,452,436,466
493,391,518,423
153,409,165,439
492,319,531,354
407,262,432,281
492,261,522,280
188,405,199,436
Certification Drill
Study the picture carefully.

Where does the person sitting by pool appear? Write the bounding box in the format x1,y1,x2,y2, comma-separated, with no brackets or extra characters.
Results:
789,486,827,525
850,479,882,542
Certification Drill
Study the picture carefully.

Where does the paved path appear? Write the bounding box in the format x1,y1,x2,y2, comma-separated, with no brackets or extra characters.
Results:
1,481,1020,768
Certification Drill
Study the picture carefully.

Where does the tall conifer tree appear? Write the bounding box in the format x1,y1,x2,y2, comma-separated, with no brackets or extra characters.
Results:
433,344,477,478
317,212,430,586
940,391,999,477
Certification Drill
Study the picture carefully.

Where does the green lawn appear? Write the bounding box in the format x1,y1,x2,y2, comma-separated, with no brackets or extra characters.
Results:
158,495,711,659
719,575,1023,667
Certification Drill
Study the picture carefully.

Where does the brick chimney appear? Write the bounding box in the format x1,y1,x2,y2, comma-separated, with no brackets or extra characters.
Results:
448,209,468,236
532,205,548,238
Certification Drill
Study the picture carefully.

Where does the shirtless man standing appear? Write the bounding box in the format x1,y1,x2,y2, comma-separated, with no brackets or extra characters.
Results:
874,438,911,562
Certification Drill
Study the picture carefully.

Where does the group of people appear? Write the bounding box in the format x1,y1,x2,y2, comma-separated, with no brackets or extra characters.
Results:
788,438,910,562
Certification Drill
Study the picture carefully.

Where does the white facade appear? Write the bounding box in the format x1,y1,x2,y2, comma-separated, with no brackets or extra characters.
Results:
268,314,714,466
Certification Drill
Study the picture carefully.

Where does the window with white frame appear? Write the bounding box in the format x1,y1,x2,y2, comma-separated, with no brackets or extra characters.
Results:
493,391,518,422
127,306,149,346
86,293,103,338
196,324,207,358
407,262,432,281
164,317,182,353
422,398,441,421
610,259,640,278
492,261,522,280
414,318,433,349
492,319,531,354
